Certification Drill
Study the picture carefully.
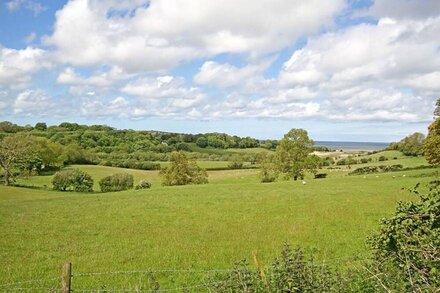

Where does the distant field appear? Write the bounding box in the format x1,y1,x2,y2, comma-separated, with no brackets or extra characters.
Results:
187,144,270,155
1,152,438,290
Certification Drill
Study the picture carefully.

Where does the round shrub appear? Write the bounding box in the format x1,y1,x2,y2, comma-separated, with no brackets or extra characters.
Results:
52,169,94,192
99,173,134,192
135,180,152,190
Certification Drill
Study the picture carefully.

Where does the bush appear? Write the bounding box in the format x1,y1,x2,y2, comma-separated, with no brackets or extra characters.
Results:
228,154,244,169
368,182,440,291
135,180,152,190
99,173,134,192
52,169,94,192
314,173,327,179
378,155,387,161
160,152,208,186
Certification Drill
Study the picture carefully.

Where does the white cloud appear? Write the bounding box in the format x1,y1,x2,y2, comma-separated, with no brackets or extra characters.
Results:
276,16,440,122
0,46,49,90
365,0,440,20
194,60,271,88
45,0,345,72
81,96,132,117
13,90,56,115
6,0,46,15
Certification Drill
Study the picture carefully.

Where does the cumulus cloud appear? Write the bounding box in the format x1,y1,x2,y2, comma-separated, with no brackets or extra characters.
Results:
277,16,440,122
81,96,133,118
194,60,272,88
45,0,344,72
13,90,57,116
0,46,49,90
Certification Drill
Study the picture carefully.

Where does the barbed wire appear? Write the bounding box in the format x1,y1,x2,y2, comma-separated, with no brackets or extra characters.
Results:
72,280,223,292
0,287,61,291
73,268,234,277
0,277,60,288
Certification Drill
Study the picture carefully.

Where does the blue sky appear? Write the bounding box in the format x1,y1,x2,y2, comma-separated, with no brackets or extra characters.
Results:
1,0,439,142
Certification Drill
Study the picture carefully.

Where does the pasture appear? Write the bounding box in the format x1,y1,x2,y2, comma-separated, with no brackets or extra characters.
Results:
0,152,438,290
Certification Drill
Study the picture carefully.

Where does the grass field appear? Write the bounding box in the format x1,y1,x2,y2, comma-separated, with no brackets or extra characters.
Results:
1,152,438,291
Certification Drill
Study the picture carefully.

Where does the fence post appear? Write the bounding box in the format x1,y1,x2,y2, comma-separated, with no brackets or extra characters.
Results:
62,263,72,293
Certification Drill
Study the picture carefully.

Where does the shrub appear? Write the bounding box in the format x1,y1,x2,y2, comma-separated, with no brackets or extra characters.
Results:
314,173,327,179
160,152,208,186
135,180,152,190
360,158,369,164
52,169,94,192
378,155,387,161
336,159,347,165
99,173,134,192
228,154,244,169
368,182,440,291
210,244,345,292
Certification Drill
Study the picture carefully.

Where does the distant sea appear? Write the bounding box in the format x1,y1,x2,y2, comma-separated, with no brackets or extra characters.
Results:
314,141,389,151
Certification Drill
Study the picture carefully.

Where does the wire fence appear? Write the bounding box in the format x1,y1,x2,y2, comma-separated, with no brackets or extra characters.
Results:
0,254,372,292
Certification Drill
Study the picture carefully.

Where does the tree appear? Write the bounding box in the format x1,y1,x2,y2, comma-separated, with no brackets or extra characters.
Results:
160,151,208,186
424,118,440,166
34,122,47,131
434,98,440,117
389,132,425,156
275,128,314,180
196,137,208,148
259,153,278,183
425,98,440,166
0,136,34,186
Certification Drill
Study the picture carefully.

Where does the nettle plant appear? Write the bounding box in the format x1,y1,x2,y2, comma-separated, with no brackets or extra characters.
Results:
368,180,440,292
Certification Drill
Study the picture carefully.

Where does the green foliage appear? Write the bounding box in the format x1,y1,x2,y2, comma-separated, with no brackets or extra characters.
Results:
99,173,134,192
434,98,440,117
388,132,425,156
378,155,387,161
314,173,327,179
228,154,244,169
64,144,96,164
160,152,208,186
425,118,440,166
368,182,440,292
52,169,94,192
259,154,278,183
349,164,403,175
34,122,47,131
275,128,315,180
0,136,35,185
135,180,152,190
211,244,344,292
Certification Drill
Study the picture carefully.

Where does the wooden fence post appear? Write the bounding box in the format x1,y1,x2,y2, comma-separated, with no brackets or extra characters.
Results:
62,263,72,293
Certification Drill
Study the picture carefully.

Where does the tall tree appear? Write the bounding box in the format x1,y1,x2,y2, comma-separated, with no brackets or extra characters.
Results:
0,136,34,186
275,128,314,180
425,98,440,166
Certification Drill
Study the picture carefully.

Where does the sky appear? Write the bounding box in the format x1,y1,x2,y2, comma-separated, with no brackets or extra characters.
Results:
0,0,440,142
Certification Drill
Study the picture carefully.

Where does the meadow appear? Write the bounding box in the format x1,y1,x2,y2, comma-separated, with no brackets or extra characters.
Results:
0,151,438,291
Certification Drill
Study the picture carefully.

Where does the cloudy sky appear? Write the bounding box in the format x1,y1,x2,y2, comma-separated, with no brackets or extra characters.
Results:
1,0,439,141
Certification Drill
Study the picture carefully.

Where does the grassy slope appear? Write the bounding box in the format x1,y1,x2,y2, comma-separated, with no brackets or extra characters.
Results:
1,154,438,289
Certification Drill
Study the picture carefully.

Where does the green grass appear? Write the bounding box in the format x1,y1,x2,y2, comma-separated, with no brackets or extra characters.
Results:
187,144,270,155
1,155,439,290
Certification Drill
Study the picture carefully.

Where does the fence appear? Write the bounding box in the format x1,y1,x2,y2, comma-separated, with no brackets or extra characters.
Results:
0,254,369,292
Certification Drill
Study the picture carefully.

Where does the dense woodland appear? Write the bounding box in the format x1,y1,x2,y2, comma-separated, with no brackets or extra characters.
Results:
0,121,279,169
